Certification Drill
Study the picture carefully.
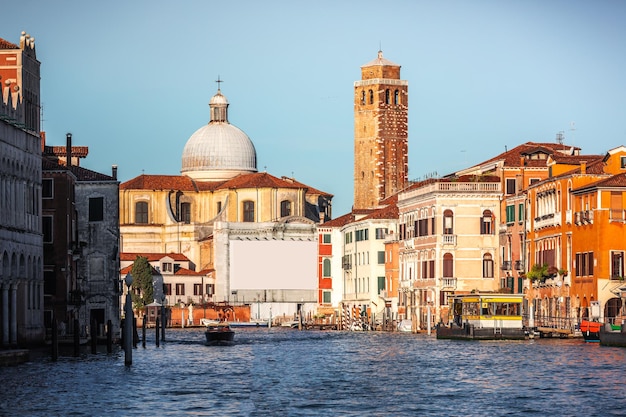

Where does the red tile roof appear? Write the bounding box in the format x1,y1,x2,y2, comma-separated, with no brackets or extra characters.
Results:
475,141,582,169
120,252,191,262
573,173,626,193
42,157,115,181
321,212,358,227
361,203,399,220
120,172,332,196
174,267,206,276
0,38,18,49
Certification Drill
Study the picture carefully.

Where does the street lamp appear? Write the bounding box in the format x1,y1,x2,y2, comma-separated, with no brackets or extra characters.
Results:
124,273,133,366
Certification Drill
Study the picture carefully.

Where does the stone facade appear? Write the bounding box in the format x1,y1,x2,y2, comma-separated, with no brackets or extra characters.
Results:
0,32,44,347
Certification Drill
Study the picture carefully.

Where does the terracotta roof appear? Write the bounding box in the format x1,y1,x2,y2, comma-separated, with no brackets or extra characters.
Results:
120,264,160,275
321,212,357,227
120,252,191,262
0,38,18,49
44,145,89,158
42,156,115,181
120,174,205,191
573,173,626,193
280,176,332,197
70,165,115,181
174,267,206,276
220,172,305,190
476,141,581,169
120,172,331,196
361,203,399,221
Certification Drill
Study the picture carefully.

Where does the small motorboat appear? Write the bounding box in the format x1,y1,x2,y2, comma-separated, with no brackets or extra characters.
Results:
580,319,601,342
204,322,235,345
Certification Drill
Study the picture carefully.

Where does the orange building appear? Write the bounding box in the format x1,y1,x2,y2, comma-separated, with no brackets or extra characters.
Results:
526,146,626,330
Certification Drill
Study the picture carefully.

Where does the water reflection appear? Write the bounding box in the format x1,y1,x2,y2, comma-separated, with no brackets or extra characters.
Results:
3,329,626,416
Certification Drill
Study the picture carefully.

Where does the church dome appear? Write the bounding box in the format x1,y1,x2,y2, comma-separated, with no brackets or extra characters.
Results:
181,88,257,181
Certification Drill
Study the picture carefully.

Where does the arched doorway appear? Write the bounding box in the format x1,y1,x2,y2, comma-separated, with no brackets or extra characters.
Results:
604,297,623,324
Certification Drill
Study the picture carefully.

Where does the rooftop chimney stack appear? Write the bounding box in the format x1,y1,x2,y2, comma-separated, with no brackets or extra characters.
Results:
66,133,72,168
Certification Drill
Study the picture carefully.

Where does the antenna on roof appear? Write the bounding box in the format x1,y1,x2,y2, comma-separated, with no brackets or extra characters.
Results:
556,131,564,145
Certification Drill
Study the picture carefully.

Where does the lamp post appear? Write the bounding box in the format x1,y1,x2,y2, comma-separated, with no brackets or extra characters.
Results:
124,273,133,366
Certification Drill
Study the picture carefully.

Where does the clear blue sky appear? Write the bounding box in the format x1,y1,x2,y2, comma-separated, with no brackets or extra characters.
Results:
4,0,626,216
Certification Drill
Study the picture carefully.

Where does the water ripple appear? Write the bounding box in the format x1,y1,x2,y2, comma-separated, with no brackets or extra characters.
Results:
3,329,626,416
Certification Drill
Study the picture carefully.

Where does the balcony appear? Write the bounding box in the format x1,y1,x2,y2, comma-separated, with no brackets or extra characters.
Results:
514,260,524,271
575,210,594,225
501,261,512,271
442,234,456,245
441,277,457,290
610,209,626,222
533,212,560,229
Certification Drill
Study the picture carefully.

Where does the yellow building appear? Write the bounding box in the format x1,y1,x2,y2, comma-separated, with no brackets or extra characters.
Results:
119,86,332,320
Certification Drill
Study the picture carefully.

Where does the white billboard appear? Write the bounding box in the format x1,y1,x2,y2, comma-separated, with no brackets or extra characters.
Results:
229,239,317,291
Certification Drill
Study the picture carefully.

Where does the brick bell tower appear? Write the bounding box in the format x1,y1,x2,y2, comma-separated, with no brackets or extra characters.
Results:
353,50,408,210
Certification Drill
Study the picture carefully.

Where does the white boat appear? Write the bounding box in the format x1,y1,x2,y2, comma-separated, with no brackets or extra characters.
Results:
398,319,412,332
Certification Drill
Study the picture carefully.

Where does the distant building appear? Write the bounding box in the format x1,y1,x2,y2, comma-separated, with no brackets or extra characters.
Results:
119,86,333,321
120,252,214,308
42,134,120,341
0,31,44,346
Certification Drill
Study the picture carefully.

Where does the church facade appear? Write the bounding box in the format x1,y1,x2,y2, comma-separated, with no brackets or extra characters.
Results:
119,87,332,321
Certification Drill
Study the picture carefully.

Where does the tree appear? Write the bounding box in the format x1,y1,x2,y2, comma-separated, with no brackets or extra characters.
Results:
130,256,154,308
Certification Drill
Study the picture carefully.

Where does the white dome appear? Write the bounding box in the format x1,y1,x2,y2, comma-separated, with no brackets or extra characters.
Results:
181,88,257,181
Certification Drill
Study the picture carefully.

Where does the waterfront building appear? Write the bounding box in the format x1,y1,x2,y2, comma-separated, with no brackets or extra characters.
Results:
42,134,120,341
451,141,581,296
316,221,345,320
525,146,626,330
339,200,399,329
353,51,408,210
0,32,44,346
119,86,333,322
397,176,501,329
120,252,213,308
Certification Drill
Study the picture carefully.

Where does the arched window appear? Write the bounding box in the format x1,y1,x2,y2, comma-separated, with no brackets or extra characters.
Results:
135,201,148,224
483,253,494,278
369,89,374,104
480,210,493,234
394,89,399,105
443,253,454,278
385,89,390,104
280,200,291,217
361,90,366,105
443,209,454,234
323,258,331,277
243,201,255,222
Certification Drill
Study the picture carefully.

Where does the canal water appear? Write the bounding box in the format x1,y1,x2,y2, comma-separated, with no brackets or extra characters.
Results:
2,328,626,416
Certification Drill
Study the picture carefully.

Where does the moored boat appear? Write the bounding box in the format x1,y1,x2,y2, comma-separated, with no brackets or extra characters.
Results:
599,322,626,348
579,319,601,342
436,293,528,340
204,322,235,345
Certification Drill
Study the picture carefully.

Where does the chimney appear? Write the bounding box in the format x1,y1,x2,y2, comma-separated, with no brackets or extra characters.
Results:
66,133,72,168
112,165,118,180
580,161,586,174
